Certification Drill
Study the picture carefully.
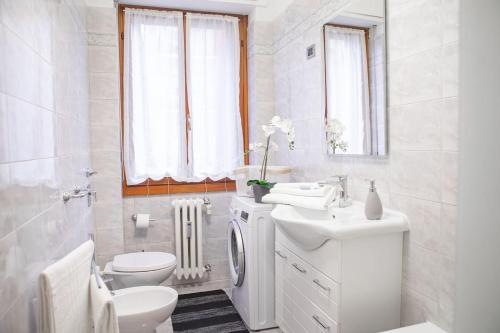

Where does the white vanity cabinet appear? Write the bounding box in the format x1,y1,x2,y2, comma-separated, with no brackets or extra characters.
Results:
275,227,404,333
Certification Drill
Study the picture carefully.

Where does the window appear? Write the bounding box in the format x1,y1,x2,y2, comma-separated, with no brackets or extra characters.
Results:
118,5,248,196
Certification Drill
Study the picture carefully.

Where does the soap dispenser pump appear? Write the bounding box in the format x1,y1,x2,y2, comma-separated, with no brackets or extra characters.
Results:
365,179,383,220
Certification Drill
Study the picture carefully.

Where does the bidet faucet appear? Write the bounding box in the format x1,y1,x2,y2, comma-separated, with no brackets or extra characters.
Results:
319,175,351,208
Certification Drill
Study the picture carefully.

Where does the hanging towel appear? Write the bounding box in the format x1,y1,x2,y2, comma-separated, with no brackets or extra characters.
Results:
90,274,119,333
262,187,337,210
271,183,329,197
38,240,94,333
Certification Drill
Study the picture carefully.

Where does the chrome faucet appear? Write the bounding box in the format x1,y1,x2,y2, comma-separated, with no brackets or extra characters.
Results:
319,175,351,208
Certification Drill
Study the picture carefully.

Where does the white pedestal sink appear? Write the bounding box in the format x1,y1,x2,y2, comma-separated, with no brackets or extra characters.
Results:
271,201,409,250
272,201,409,333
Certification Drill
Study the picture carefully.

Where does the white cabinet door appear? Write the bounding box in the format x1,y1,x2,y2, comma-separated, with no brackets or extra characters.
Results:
275,243,289,328
310,267,340,322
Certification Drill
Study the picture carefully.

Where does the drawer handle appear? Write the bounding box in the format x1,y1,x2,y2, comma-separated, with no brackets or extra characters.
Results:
292,263,306,273
313,279,331,291
275,250,287,259
312,315,330,330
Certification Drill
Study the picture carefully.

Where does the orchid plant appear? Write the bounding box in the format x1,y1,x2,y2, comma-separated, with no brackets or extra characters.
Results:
325,118,348,154
247,116,295,189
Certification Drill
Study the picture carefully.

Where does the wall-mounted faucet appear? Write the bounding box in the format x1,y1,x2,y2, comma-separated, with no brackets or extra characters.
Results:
62,184,97,206
83,168,98,177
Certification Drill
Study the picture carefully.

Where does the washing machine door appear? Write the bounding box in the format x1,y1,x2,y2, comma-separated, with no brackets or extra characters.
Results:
228,219,245,287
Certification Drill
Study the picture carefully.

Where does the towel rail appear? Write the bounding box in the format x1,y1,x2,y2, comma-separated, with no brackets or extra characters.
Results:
89,234,102,289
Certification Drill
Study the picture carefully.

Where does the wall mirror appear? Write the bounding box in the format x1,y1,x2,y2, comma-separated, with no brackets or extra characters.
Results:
323,0,387,156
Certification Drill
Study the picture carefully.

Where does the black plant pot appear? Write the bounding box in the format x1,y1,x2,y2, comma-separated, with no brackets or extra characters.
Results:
252,184,271,203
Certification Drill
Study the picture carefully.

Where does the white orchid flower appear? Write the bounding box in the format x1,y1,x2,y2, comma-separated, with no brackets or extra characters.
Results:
262,124,276,137
326,118,345,136
270,116,282,127
279,119,293,134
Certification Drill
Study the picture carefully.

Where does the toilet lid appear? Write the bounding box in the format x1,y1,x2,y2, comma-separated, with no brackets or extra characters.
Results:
112,252,176,273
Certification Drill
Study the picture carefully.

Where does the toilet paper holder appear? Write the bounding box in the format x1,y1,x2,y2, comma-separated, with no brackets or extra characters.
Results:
131,214,157,223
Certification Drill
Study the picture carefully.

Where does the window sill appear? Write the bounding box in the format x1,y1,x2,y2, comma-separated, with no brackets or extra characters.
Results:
122,179,236,196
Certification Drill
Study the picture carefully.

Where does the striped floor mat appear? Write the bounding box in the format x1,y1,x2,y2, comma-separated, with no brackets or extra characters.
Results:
171,289,249,333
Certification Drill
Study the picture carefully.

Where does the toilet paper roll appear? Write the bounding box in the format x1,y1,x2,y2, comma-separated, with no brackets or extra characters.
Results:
135,214,150,229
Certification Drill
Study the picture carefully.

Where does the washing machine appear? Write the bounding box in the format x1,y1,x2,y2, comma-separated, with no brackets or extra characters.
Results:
228,195,277,331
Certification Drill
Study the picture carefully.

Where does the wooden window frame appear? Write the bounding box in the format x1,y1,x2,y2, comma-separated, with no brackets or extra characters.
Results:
323,23,371,122
118,4,249,196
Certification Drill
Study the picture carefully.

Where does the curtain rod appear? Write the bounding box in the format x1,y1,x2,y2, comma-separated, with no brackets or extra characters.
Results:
120,6,243,20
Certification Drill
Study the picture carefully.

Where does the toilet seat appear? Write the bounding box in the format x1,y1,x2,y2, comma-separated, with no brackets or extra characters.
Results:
112,252,176,273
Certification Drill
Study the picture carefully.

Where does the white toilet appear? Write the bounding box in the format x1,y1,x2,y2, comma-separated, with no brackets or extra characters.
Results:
103,252,176,290
113,286,178,333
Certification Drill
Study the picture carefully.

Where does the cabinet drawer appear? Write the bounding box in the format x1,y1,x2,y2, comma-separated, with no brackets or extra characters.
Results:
310,268,340,321
275,243,289,292
288,251,312,292
282,293,307,333
308,301,339,333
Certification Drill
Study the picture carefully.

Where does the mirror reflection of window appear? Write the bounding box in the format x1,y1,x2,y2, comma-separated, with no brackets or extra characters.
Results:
324,25,370,155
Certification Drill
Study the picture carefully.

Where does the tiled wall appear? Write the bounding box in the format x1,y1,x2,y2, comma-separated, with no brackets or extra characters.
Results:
0,0,92,331
271,0,458,331
87,7,238,293
248,16,275,163
122,192,234,293
86,6,125,269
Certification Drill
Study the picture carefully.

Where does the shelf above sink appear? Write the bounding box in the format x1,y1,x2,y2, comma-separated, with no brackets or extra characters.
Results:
270,201,409,250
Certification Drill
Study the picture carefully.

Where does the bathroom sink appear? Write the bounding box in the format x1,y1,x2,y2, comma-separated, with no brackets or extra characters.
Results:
271,202,409,250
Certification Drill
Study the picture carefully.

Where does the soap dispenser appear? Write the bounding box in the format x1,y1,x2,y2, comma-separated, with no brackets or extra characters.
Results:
365,179,383,220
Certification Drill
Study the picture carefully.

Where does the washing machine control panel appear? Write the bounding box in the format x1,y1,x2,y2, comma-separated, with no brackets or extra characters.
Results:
240,211,249,222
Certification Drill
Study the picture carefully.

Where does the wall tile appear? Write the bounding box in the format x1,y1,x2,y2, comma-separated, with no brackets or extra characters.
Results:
392,195,441,252
88,45,118,73
390,100,442,151
388,0,442,61
442,43,459,98
95,227,124,255
441,152,458,205
390,151,442,201
403,242,440,299
0,232,19,318
401,286,439,327
440,204,457,259
86,7,117,35
389,48,442,106
441,97,459,152
89,72,118,100
442,0,459,44
90,124,120,152
90,99,119,126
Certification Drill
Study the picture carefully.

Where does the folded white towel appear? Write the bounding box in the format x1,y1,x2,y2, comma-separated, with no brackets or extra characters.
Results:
38,240,94,333
90,274,119,333
271,183,329,197
273,182,322,189
262,187,336,210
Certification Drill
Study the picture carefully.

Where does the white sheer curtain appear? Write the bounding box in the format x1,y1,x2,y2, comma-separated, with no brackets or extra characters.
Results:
123,9,187,185
186,13,243,181
325,26,370,155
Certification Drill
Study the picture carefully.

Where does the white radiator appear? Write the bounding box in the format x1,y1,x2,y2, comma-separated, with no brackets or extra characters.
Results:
173,198,205,279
